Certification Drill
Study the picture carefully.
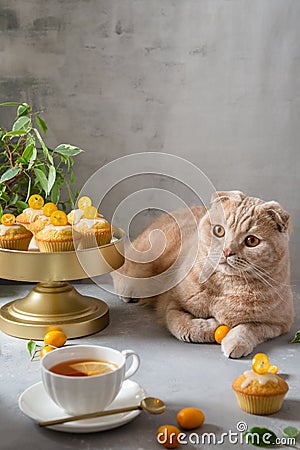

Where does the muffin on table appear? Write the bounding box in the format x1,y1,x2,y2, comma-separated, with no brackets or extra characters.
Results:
232,353,288,415
0,214,33,250
35,210,81,252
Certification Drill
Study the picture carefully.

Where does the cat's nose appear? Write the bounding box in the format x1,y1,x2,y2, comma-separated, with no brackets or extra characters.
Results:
223,248,235,258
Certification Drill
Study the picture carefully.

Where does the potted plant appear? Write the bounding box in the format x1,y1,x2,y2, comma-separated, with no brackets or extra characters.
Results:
0,101,83,216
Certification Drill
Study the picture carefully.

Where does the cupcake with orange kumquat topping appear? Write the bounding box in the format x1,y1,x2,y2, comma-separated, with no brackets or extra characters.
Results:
73,205,112,249
232,353,288,415
16,194,45,228
0,214,33,250
35,210,81,252
67,196,103,226
27,202,58,234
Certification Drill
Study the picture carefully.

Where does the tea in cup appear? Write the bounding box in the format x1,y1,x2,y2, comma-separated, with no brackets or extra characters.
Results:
41,345,140,415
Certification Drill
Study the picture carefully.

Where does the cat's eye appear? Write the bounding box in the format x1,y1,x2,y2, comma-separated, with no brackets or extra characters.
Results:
245,235,260,247
213,225,225,238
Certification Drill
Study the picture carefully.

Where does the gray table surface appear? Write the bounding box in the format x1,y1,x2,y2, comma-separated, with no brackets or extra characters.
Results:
0,282,299,450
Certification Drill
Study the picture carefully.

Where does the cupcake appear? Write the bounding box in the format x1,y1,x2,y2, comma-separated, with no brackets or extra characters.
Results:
67,196,103,226
27,202,58,234
73,205,112,249
0,214,33,250
28,215,50,234
16,194,45,228
232,353,288,415
35,210,81,252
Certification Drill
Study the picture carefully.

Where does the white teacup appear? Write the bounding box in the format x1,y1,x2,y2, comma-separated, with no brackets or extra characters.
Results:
41,345,140,415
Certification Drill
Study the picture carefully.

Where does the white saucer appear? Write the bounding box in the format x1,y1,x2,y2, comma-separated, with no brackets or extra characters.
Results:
19,379,146,433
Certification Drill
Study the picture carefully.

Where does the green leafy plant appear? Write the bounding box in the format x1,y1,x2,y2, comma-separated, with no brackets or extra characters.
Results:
27,339,38,360
27,339,54,360
0,101,83,216
290,330,300,343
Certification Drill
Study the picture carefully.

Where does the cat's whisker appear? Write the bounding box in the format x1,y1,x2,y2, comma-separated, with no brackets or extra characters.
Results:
245,260,291,287
218,251,289,288
255,266,290,286
226,257,249,272
247,267,289,307
246,263,277,290
229,260,290,307
209,256,291,309
236,267,251,291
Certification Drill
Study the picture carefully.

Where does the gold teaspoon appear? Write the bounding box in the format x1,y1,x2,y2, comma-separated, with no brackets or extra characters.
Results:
39,397,166,427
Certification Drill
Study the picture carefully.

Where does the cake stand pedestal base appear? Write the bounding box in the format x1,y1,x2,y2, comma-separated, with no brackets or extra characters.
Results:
0,282,109,340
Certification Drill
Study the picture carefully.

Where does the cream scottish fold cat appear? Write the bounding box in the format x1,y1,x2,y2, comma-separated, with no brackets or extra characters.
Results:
113,191,294,358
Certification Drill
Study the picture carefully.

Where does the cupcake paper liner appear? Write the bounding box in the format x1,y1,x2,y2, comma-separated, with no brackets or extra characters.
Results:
36,239,78,253
79,229,112,249
234,392,286,415
0,236,32,251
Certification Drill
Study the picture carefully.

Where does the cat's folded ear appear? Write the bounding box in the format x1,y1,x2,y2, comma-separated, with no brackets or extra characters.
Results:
261,201,291,234
210,190,246,204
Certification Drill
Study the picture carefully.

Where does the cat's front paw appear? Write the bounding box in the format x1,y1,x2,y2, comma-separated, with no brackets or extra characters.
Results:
176,318,219,343
221,327,254,358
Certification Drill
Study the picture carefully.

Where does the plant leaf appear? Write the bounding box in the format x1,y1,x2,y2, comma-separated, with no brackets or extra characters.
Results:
26,133,35,146
244,427,277,447
283,426,299,439
16,200,28,211
34,168,48,194
36,163,46,175
47,166,56,195
15,157,27,165
54,144,83,157
0,167,21,183
0,204,3,217
28,147,37,169
290,330,300,343
0,101,21,107
33,128,53,164
0,191,10,202
60,154,68,164
12,116,31,132
65,181,74,209
74,186,81,200
25,178,31,202
2,129,28,138
27,340,37,358
17,103,31,117
51,180,60,204
36,115,48,133
22,143,34,162
10,193,19,205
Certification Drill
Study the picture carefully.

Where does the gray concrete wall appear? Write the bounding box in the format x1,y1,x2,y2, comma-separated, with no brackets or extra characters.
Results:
0,0,300,281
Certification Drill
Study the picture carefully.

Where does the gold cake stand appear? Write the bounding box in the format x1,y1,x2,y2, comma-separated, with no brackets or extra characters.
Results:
0,227,125,340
